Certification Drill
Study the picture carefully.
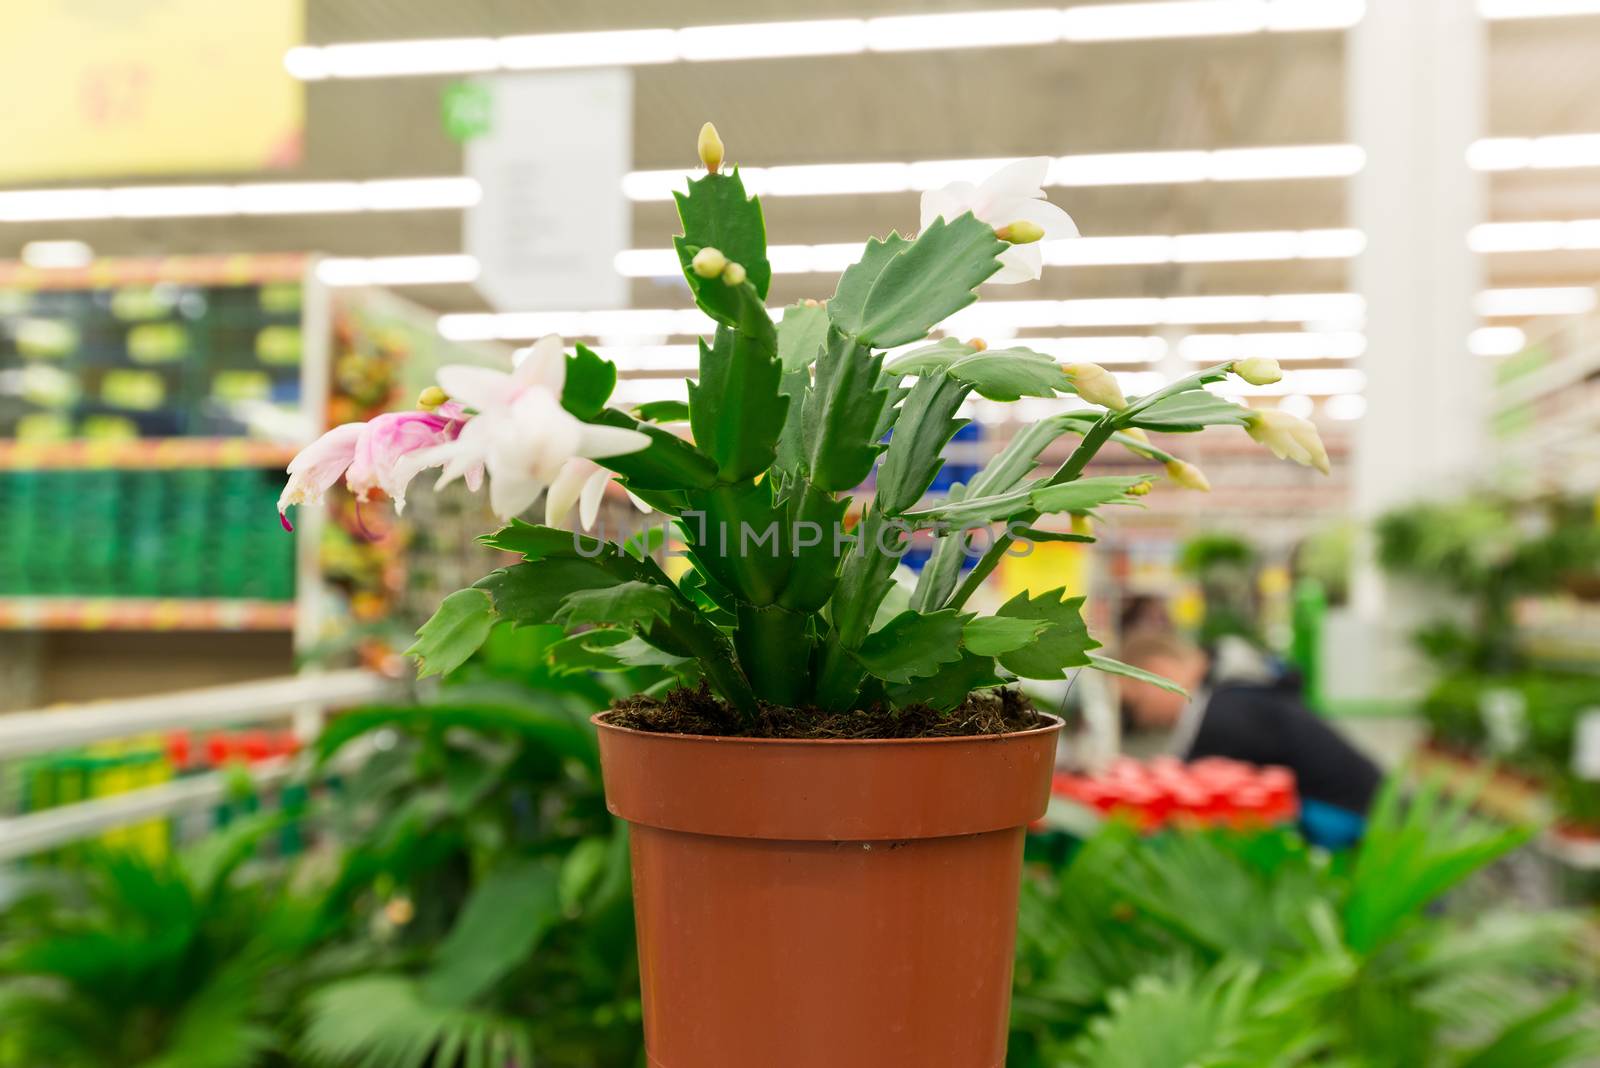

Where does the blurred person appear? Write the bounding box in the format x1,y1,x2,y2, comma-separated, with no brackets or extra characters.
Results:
1116,630,1381,825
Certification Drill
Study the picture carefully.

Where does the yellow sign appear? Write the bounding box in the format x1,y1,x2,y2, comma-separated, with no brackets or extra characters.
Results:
0,0,303,182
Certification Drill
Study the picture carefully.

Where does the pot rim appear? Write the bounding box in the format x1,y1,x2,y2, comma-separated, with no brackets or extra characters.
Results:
591,708,1064,747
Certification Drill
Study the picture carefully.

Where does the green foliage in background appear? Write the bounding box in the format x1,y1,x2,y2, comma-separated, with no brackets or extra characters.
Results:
1176,532,1261,646
1010,779,1600,1068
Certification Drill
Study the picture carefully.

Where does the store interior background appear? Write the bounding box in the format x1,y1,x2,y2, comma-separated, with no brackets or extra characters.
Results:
2,0,1600,1051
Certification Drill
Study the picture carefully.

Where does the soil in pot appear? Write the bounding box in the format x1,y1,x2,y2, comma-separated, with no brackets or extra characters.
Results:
607,682,1042,739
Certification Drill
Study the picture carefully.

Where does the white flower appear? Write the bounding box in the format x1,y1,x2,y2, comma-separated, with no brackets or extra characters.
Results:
545,457,652,531
920,158,1078,284
1245,409,1330,475
412,335,651,522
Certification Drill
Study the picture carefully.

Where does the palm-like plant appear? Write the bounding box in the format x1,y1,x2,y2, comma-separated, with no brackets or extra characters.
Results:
294,674,642,1068
1011,779,1600,1067
0,816,327,1068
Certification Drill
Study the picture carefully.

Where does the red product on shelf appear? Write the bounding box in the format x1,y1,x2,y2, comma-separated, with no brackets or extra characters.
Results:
1049,757,1300,831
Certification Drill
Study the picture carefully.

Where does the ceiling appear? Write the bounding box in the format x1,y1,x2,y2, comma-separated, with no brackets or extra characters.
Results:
4,2,1600,326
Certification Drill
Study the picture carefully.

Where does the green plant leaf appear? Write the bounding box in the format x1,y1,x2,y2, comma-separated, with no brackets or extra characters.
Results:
874,373,971,515
688,310,788,482
964,615,1051,656
801,327,891,491
854,609,970,684
996,588,1100,679
1086,653,1188,695
587,407,718,494
673,168,771,325
633,398,689,423
777,300,829,372
561,344,616,420
886,339,1070,401
554,581,677,628
423,857,562,1006
829,213,1006,348
1126,389,1253,433
887,651,1004,709
906,475,1148,527
405,588,499,679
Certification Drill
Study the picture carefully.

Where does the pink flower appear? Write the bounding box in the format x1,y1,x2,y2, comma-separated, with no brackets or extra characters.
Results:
277,409,476,530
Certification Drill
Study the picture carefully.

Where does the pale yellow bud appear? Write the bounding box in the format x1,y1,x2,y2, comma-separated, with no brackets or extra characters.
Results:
1127,480,1154,497
1120,426,1155,458
967,337,988,351
995,220,1046,244
416,385,447,411
1071,513,1093,538
1246,409,1330,475
1233,357,1283,386
721,261,748,286
691,246,727,279
1063,362,1127,411
698,122,725,173
803,298,822,308
1165,459,1211,492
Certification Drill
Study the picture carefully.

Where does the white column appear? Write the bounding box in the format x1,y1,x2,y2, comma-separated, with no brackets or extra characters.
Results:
1336,0,1486,703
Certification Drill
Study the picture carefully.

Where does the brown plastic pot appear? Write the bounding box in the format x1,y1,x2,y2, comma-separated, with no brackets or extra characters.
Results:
593,712,1061,1068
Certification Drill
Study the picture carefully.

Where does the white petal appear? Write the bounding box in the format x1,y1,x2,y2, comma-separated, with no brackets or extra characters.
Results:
489,468,546,522
577,423,652,460
437,365,514,412
578,468,609,530
624,488,653,514
990,243,1043,285
1010,196,1079,240
977,157,1050,202
920,183,976,228
544,458,591,527
513,334,567,395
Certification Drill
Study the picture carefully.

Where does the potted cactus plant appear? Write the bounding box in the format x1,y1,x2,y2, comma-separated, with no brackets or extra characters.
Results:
279,123,1325,1068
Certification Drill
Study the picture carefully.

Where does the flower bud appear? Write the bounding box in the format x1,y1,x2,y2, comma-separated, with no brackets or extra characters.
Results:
1164,459,1211,492
1071,513,1093,538
1233,357,1283,386
1127,479,1154,497
416,386,447,411
995,220,1046,245
967,337,988,351
698,122,724,174
722,261,748,286
1246,409,1330,475
691,246,727,279
1063,362,1128,411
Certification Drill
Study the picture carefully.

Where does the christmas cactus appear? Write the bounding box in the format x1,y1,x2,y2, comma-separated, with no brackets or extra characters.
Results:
281,124,1326,725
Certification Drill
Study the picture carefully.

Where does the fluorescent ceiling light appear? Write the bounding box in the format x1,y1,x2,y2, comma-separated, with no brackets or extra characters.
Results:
286,2,1364,82
1468,326,1527,356
1475,287,1597,317
624,144,1363,201
1469,218,1600,253
1480,0,1600,19
316,255,480,287
1469,133,1600,172
995,336,1170,363
20,240,93,269
617,228,1364,278
1224,368,1366,397
0,178,479,222
1179,331,1367,360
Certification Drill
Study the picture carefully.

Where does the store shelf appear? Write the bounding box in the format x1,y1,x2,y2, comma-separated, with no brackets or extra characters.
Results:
0,438,298,471
0,597,297,632
0,253,308,290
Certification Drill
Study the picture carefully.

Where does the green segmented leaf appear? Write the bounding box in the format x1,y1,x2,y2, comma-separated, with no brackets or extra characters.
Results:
887,340,1070,402
553,581,678,628
888,651,1005,710
633,399,690,423
801,327,891,491
406,588,499,679
875,373,971,515
964,615,1051,657
673,168,771,324
1087,652,1188,695
561,344,616,419
829,213,1007,348
994,587,1100,679
854,609,970,684
587,407,718,494
1126,389,1253,433
687,298,787,482
905,474,1148,527
777,300,829,372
